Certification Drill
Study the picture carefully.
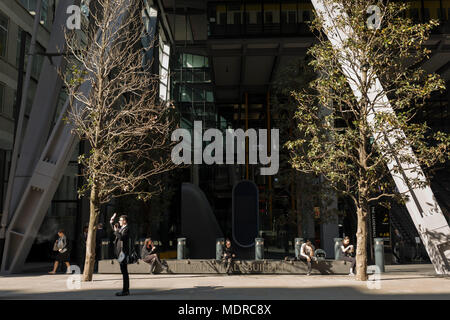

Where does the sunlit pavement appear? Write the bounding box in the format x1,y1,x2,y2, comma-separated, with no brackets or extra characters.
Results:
0,264,448,300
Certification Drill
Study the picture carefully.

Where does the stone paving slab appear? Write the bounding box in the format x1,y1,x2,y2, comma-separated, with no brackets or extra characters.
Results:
0,264,449,300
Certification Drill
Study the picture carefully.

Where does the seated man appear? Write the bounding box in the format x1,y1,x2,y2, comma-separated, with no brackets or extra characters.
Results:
222,239,236,275
141,238,168,274
299,239,318,276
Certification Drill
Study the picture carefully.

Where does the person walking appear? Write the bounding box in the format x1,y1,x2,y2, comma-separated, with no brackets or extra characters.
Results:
110,213,130,296
49,229,71,274
222,239,236,275
299,239,317,276
141,238,168,274
341,236,356,276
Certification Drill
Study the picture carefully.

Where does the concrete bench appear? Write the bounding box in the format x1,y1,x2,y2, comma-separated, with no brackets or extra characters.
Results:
99,259,353,275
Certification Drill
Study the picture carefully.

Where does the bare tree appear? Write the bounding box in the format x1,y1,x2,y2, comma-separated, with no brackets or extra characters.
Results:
63,0,177,281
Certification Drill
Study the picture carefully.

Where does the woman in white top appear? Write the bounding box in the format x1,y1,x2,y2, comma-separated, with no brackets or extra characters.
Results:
341,236,356,276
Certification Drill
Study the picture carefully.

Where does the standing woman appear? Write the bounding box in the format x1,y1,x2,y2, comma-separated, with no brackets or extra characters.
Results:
341,236,356,276
49,229,71,274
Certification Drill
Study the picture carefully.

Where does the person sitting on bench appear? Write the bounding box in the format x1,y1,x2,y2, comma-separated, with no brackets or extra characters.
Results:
299,239,317,276
141,238,168,274
223,239,236,275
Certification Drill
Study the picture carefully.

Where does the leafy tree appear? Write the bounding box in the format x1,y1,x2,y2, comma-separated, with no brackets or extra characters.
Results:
287,0,450,280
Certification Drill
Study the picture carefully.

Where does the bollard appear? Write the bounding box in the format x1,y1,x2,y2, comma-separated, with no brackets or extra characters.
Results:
255,238,264,260
139,238,145,257
101,239,110,260
216,238,224,260
294,238,304,260
177,237,186,260
374,237,385,272
334,238,343,260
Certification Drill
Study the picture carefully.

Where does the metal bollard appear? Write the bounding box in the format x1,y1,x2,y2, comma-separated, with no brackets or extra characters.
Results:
177,237,186,260
334,238,343,260
216,238,224,260
374,237,385,272
294,238,304,260
255,238,264,260
139,239,145,257
101,239,109,260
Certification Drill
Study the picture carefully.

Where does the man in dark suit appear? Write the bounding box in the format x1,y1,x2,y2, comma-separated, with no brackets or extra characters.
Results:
110,213,130,296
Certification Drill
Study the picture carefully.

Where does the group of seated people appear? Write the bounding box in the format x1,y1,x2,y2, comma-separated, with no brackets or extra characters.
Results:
292,236,356,276
139,236,356,276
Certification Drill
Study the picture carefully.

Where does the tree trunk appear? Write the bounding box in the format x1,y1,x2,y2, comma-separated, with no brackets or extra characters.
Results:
355,206,368,281
82,183,100,281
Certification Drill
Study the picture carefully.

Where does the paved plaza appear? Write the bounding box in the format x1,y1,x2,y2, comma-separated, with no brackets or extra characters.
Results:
0,264,449,300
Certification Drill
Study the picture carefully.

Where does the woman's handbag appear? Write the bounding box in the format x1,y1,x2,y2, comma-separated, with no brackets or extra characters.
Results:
127,250,139,264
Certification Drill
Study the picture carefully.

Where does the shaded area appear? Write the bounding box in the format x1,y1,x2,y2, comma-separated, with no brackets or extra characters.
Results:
0,285,449,300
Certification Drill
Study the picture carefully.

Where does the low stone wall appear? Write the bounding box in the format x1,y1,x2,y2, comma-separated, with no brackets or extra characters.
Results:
99,259,353,275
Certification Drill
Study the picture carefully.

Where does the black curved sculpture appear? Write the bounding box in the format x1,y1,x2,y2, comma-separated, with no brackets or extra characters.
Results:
181,183,223,258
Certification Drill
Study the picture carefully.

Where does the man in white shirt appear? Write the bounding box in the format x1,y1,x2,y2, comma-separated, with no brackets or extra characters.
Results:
299,239,318,276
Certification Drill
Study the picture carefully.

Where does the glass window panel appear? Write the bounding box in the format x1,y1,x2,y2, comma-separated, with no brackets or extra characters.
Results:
182,69,193,82
302,10,311,22
0,83,5,114
193,70,204,82
181,87,192,102
192,54,204,68
0,13,7,57
265,11,273,24
206,90,214,102
233,12,241,25
280,11,287,24
246,4,262,24
219,12,227,25
193,88,204,102
423,8,430,21
288,11,297,24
